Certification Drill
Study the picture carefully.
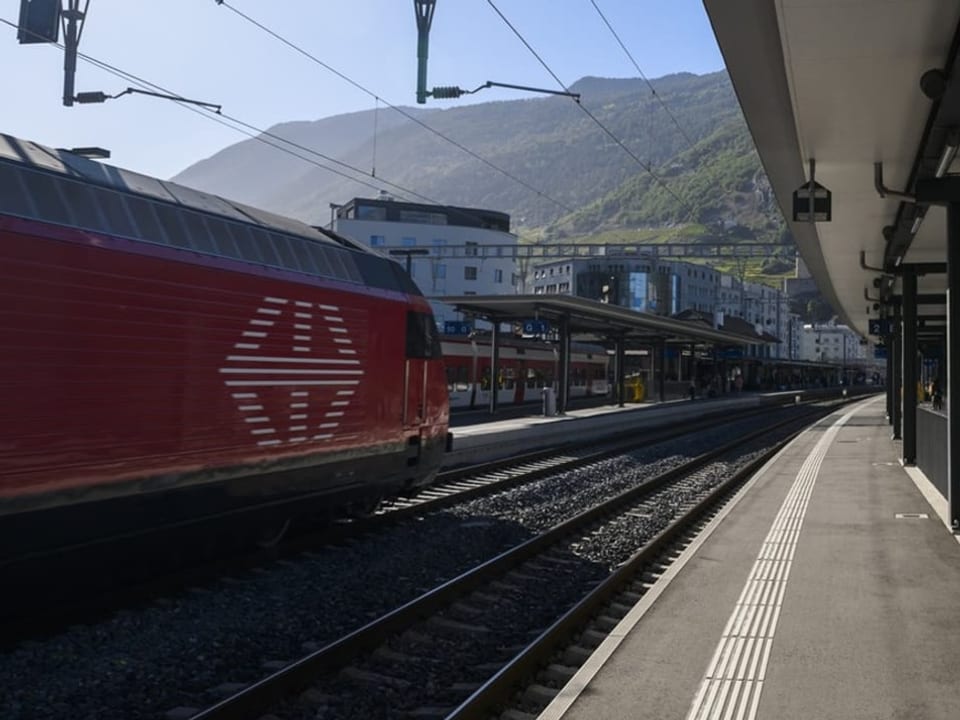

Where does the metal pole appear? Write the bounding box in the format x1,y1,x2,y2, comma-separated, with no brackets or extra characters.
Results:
903,268,918,464
558,315,570,414
947,202,960,531
615,336,626,408
891,304,902,440
488,320,500,414
62,1,82,106
414,1,436,104
658,341,666,402
885,327,893,422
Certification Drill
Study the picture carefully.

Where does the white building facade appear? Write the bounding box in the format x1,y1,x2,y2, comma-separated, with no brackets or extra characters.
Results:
333,197,518,327
800,322,865,364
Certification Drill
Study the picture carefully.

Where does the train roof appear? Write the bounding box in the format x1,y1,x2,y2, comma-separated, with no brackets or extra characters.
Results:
0,133,356,248
0,133,423,296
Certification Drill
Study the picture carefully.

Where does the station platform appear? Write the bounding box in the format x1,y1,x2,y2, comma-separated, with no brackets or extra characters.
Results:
446,390,839,468
446,394,767,467
537,395,960,720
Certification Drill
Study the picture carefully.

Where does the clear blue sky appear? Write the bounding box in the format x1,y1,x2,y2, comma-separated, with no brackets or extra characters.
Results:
1,0,724,179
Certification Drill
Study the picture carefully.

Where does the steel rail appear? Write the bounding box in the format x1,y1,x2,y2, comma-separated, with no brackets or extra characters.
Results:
190,400,840,720
445,414,812,719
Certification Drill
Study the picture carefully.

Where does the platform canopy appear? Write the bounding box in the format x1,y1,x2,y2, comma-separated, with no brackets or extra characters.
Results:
703,0,960,337
440,294,764,347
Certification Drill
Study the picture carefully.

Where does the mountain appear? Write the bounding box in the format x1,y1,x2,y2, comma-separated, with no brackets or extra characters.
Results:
172,71,787,252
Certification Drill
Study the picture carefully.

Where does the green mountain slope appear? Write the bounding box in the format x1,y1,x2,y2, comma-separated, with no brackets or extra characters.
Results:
547,119,784,241
172,71,772,236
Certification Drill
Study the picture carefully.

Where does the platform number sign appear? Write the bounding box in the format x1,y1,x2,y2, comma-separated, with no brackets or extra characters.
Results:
444,321,472,336
868,319,891,336
522,320,549,335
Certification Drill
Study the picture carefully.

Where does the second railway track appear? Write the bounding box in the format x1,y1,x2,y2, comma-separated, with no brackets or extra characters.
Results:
0,394,868,720
185,399,850,720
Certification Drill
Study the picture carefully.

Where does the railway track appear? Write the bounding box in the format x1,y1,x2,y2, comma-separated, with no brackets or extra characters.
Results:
370,392,848,523
186,399,845,720
1,395,818,640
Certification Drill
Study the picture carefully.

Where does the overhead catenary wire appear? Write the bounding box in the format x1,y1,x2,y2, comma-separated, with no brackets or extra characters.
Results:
212,0,576,215
0,16,441,205
587,0,698,152
484,0,697,220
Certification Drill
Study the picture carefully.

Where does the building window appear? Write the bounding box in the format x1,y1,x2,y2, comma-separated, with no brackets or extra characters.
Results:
402,236,417,247
465,266,478,280
370,234,385,247
435,264,447,279
357,204,386,221
494,268,503,283
465,241,478,257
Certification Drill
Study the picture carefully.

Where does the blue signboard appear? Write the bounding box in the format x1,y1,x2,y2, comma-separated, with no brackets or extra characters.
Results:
874,346,888,359
443,321,472,336
868,319,891,336
523,319,550,335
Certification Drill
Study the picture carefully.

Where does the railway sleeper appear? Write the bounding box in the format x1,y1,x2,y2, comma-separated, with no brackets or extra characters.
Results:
500,710,538,720
562,643,594,666
407,706,455,719
339,665,411,690
522,683,561,708
543,663,578,685
593,614,622,632
427,615,491,635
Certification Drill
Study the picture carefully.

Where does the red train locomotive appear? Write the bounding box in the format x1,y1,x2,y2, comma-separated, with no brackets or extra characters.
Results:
0,134,450,560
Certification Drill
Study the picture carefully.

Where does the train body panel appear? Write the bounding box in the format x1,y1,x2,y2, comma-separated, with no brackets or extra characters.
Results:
441,336,609,409
0,135,449,557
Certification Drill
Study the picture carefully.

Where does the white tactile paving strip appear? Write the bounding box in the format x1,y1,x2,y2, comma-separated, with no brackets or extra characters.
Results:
683,403,861,720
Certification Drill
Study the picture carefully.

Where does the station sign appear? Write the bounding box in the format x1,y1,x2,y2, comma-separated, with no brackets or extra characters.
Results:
522,319,550,335
868,319,891,336
443,321,472,336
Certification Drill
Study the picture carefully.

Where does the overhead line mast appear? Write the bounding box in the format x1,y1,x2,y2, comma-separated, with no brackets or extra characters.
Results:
414,0,435,105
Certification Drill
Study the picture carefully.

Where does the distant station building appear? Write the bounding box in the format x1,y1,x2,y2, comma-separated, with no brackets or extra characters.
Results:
332,195,518,327
529,253,800,359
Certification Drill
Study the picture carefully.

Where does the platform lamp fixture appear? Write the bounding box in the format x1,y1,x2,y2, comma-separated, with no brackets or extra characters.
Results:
792,159,832,223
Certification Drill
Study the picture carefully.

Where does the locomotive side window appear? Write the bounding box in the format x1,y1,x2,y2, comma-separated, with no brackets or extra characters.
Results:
203,217,241,260
180,210,217,253
251,228,280,266
353,251,401,291
289,237,319,274
153,203,190,250
309,245,335,278
0,162,35,218
96,188,138,239
58,178,106,231
124,195,167,246
20,170,71,226
406,311,442,359
227,222,262,263
270,233,301,271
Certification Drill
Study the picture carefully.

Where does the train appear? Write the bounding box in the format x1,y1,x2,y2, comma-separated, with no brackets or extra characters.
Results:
441,335,609,409
0,133,450,560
